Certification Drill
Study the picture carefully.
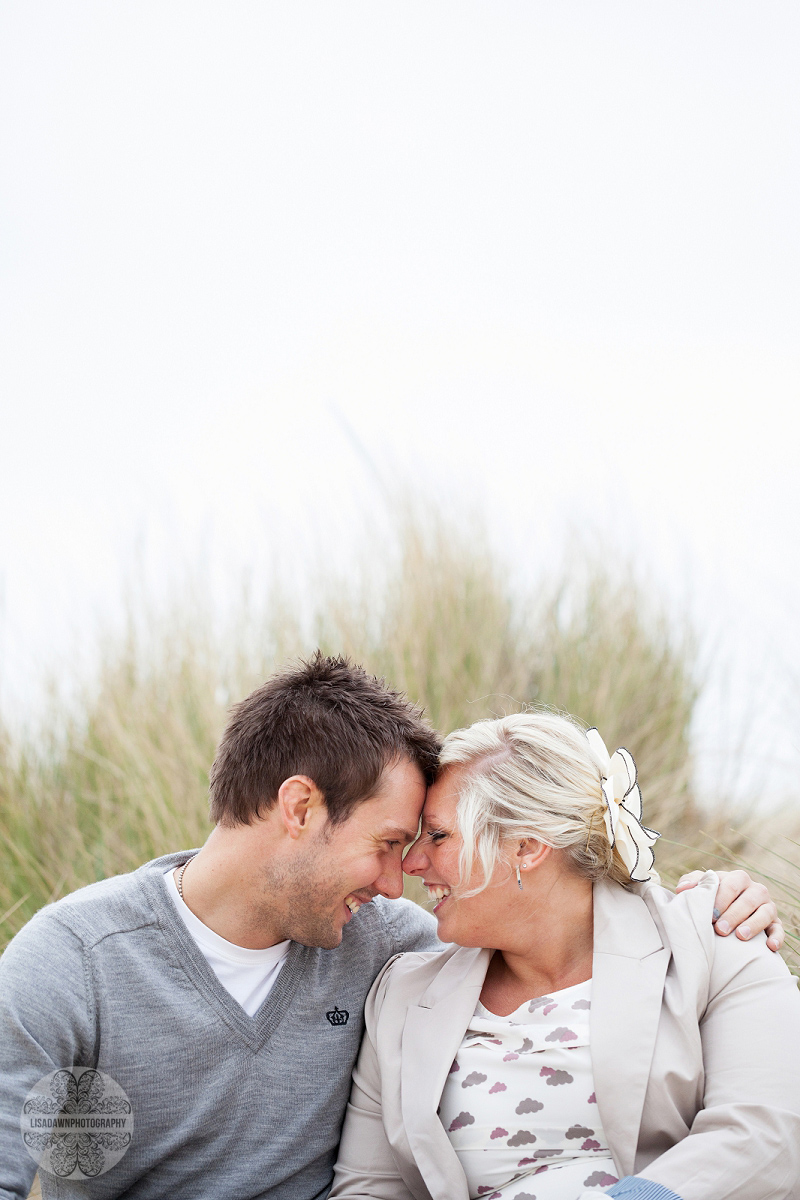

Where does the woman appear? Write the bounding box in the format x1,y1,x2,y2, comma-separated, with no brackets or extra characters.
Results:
330,711,800,1200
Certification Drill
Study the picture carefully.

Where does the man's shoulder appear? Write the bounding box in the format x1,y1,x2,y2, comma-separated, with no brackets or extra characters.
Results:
6,855,178,956
344,895,442,958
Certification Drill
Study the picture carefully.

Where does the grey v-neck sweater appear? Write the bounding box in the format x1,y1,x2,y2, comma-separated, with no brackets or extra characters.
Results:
0,851,441,1200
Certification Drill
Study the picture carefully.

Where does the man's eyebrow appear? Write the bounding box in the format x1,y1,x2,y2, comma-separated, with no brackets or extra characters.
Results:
381,824,419,842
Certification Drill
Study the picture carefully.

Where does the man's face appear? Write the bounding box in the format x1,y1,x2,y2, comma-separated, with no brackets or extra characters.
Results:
270,757,427,948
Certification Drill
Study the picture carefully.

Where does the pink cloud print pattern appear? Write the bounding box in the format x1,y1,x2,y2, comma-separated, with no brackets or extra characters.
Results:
438,979,619,1198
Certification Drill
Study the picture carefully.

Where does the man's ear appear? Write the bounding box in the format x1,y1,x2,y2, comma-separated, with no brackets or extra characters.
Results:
277,776,324,839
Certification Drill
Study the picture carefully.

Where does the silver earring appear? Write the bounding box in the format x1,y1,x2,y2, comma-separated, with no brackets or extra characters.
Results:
516,864,523,890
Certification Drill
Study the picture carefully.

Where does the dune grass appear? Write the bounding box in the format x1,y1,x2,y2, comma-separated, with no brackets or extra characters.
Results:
0,512,797,967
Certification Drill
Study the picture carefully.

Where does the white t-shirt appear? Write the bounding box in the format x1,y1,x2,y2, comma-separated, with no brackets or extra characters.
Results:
164,867,291,1017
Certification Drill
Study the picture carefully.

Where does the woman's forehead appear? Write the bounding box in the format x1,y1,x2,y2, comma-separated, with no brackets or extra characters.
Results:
422,768,464,820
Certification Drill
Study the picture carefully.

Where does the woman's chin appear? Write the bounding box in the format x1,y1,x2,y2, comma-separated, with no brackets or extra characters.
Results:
434,910,455,941
434,912,484,948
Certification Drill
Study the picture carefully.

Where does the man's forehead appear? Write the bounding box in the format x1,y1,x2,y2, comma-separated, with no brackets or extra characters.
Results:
360,760,427,834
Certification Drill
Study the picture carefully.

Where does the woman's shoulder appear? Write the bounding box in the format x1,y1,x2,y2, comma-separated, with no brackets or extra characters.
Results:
365,942,487,1022
635,871,795,995
637,869,719,954
371,941,472,996
594,872,718,962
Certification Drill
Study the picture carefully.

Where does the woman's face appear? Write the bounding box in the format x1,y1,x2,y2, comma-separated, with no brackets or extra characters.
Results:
403,764,524,948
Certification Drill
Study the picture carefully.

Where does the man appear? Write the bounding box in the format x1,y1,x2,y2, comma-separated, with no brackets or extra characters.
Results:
0,655,782,1200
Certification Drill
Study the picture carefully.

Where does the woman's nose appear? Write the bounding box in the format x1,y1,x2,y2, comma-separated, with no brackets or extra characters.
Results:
403,843,428,875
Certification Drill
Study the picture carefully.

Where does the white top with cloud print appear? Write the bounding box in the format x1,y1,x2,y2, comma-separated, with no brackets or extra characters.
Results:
439,979,619,1199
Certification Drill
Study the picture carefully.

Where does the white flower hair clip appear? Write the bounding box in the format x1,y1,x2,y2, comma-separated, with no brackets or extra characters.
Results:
585,728,660,883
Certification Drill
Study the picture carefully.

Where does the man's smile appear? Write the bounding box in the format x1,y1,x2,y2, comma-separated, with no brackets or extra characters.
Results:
343,892,375,917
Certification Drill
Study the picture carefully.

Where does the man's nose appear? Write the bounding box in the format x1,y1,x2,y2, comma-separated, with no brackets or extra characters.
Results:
375,859,405,900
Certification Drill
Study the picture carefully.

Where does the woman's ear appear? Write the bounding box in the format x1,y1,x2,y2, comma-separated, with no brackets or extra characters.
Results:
516,838,552,874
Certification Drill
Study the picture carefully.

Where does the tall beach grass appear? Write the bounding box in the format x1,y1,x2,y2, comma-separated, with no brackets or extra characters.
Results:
1,512,797,966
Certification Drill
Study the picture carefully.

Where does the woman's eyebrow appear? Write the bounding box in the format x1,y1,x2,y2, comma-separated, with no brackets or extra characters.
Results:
421,814,449,831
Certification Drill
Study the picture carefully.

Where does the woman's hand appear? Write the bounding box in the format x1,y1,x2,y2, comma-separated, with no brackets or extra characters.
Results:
675,869,784,952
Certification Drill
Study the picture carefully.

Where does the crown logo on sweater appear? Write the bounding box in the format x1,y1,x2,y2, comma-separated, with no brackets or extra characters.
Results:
326,1006,349,1027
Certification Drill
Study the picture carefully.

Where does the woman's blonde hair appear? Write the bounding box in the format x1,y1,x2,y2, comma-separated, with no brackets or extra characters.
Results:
439,710,640,892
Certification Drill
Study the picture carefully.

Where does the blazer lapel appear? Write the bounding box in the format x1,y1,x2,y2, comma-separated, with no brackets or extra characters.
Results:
400,947,492,1200
590,881,670,1178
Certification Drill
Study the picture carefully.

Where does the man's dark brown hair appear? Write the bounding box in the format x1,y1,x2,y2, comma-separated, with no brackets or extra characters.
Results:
209,652,442,826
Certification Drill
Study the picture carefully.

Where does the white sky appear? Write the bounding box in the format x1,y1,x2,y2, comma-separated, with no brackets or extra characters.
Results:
1,2,799,805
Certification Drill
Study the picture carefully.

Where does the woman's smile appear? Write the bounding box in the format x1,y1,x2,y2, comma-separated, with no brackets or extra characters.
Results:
423,882,452,911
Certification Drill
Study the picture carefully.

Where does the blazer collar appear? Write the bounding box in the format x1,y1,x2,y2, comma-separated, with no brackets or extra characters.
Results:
593,878,664,958
591,880,671,1177
401,946,492,1200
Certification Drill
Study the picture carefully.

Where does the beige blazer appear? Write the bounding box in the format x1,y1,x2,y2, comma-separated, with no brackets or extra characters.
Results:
330,873,800,1200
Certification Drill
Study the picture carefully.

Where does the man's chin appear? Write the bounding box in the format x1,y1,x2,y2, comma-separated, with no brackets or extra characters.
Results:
288,915,344,950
